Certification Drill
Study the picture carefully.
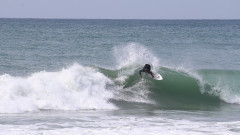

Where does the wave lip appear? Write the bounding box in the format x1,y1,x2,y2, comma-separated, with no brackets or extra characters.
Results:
0,64,116,113
197,69,240,104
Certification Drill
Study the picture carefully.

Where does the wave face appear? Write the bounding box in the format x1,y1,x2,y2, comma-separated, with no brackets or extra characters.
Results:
0,43,240,113
98,67,240,110
110,43,240,109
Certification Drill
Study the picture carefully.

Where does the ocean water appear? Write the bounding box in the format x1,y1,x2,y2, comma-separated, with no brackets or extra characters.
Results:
0,19,240,135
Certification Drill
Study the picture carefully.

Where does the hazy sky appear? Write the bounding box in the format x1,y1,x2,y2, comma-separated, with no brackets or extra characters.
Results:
0,0,240,19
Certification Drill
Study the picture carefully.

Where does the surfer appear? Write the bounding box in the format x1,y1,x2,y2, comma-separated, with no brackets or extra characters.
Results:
139,64,154,78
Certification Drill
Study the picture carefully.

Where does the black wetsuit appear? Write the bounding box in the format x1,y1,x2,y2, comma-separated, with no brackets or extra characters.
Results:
139,64,153,77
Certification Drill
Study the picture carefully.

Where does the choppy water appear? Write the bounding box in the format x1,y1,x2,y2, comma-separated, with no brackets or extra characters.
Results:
0,19,240,134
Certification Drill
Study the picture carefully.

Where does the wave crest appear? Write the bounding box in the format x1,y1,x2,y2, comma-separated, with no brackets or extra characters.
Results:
0,64,116,113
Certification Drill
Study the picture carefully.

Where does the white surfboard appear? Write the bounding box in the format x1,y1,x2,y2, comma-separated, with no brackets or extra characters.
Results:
154,73,163,80
149,73,163,80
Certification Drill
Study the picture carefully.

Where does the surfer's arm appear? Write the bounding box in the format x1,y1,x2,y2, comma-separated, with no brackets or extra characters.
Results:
139,70,143,78
149,71,154,78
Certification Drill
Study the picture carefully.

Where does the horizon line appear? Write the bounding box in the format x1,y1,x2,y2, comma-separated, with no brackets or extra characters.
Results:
1,17,240,20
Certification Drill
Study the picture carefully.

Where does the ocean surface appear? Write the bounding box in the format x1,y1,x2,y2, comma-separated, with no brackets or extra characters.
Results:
0,19,240,135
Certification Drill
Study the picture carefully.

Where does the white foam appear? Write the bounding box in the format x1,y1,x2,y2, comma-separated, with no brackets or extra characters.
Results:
1,114,239,135
0,63,116,113
113,79,155,104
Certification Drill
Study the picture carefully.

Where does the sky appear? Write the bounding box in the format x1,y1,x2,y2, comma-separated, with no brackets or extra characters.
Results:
0,0,240,19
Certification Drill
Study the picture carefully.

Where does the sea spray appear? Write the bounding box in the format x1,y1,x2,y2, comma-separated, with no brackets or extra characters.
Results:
113,43,160,70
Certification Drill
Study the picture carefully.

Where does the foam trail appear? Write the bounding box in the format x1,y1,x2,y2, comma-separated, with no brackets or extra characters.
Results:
0,63,116,113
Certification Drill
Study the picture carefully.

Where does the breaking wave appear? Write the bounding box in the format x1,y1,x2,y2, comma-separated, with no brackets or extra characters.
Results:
0,43,240,113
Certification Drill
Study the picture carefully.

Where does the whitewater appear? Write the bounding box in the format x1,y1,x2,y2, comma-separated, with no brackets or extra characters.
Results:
0,19,240,135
